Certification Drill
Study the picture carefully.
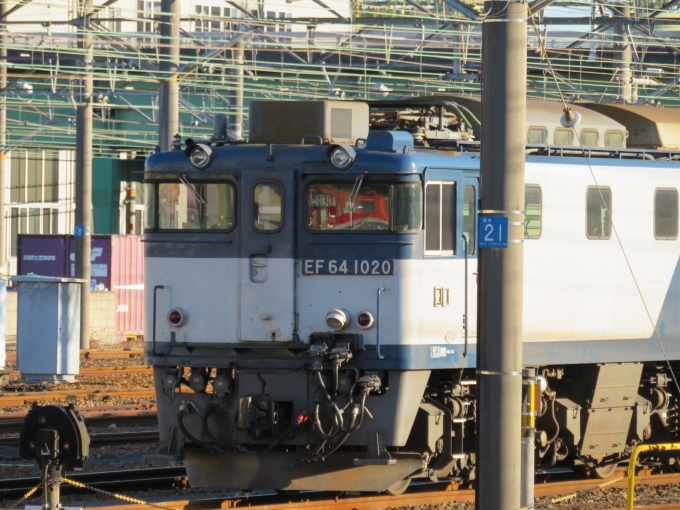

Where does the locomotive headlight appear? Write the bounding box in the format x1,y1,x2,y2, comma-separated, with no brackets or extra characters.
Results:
326,309,350,331
188,143,213,169
329,145,356,170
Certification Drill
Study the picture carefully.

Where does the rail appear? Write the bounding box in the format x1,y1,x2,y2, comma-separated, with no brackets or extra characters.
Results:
627,443,680,510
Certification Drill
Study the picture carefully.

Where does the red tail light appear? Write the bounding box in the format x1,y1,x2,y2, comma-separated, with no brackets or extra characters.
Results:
356,311,374,329
168,309,184,327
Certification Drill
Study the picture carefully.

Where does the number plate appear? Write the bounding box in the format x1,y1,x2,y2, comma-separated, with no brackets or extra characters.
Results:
303,259,396,275
479,216,509,249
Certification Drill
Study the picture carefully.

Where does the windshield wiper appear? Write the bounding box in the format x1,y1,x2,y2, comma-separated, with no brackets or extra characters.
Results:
179,175,206,204
348,174,365,227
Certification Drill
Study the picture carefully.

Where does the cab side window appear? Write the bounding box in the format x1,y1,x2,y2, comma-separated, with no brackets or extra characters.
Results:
425,182,455,256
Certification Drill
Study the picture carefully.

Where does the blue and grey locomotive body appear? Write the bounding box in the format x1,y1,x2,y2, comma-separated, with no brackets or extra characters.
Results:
145,99,680,491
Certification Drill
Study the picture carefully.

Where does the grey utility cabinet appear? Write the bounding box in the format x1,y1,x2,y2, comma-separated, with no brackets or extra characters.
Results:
11,276,85,381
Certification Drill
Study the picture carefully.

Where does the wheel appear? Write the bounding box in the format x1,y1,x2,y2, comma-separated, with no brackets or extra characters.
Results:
590,462,618,479
385,478,410,496
670,457,680,472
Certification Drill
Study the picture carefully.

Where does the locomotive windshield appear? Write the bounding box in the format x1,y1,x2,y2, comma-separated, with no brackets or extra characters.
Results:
307,182,421,232
154,181,235,230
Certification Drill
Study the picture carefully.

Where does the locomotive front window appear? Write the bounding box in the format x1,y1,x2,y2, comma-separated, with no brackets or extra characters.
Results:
254,182,283,232
144,182,156,230
307,182,421,232
157,182,234,230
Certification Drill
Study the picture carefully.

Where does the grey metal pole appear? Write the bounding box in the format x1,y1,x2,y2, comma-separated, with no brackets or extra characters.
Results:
0,1,7,281
476,1,527,509
125,182,136,235
75,0,93,350
521,368,536,508
42,464,61,510
158,0,180,152
230,40,244,140
616,4,632,103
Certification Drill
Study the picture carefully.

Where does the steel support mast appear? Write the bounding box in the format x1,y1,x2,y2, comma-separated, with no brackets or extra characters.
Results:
0,1,7,281
230,40,244,140
476,1,528,509
158,0,180,151
75,0,93,349
616,3,632,103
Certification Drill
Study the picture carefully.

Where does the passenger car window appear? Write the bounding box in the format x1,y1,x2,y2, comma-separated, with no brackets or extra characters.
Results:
307,182,421,232
586,186,612,239
158,182,234,230
580,129,599,147
605,131,625,148
425,182,455,256
554,128,573,146
254,182,283,232
655,188,678,240
525,185,542,239
527,127,548,145
463,185,475,255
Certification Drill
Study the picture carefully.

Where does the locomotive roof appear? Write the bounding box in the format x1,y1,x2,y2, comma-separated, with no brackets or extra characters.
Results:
579,103,680,150
145,142,482,177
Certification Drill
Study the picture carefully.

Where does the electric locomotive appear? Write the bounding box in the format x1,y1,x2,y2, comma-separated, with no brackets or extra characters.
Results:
145,98,680,492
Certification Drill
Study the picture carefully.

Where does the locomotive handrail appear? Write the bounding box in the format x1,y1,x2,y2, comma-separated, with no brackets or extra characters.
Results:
377,287,386,359
301,135,323,145
152,285,165,356
627,443,680,509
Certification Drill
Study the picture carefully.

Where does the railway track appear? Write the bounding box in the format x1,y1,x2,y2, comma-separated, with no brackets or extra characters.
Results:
4,350,144,364
0,469,665,510
0,387,155,407
0,404,158,433
3,365,152,380
0,429,160,447
0,467,187,500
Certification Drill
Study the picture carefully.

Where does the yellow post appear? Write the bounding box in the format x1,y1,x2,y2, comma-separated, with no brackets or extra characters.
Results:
627,443,680,510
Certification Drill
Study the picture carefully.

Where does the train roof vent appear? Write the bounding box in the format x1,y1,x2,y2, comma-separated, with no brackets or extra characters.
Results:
366,130,414,153
249,100,369,144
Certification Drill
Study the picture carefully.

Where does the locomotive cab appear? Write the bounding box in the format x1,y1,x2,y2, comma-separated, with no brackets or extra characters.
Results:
144,101,481,492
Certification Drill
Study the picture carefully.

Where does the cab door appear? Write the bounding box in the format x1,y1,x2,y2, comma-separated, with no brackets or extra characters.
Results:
240,172,296,342
421,169,478,348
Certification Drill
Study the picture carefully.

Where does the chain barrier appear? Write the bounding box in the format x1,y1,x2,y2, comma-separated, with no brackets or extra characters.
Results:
61,477,176,510
519,475,626,510
1,483,42,510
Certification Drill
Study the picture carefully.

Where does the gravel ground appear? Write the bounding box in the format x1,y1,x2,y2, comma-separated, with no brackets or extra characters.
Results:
0,396,157,414
383,482,680,510
4,354,145,372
